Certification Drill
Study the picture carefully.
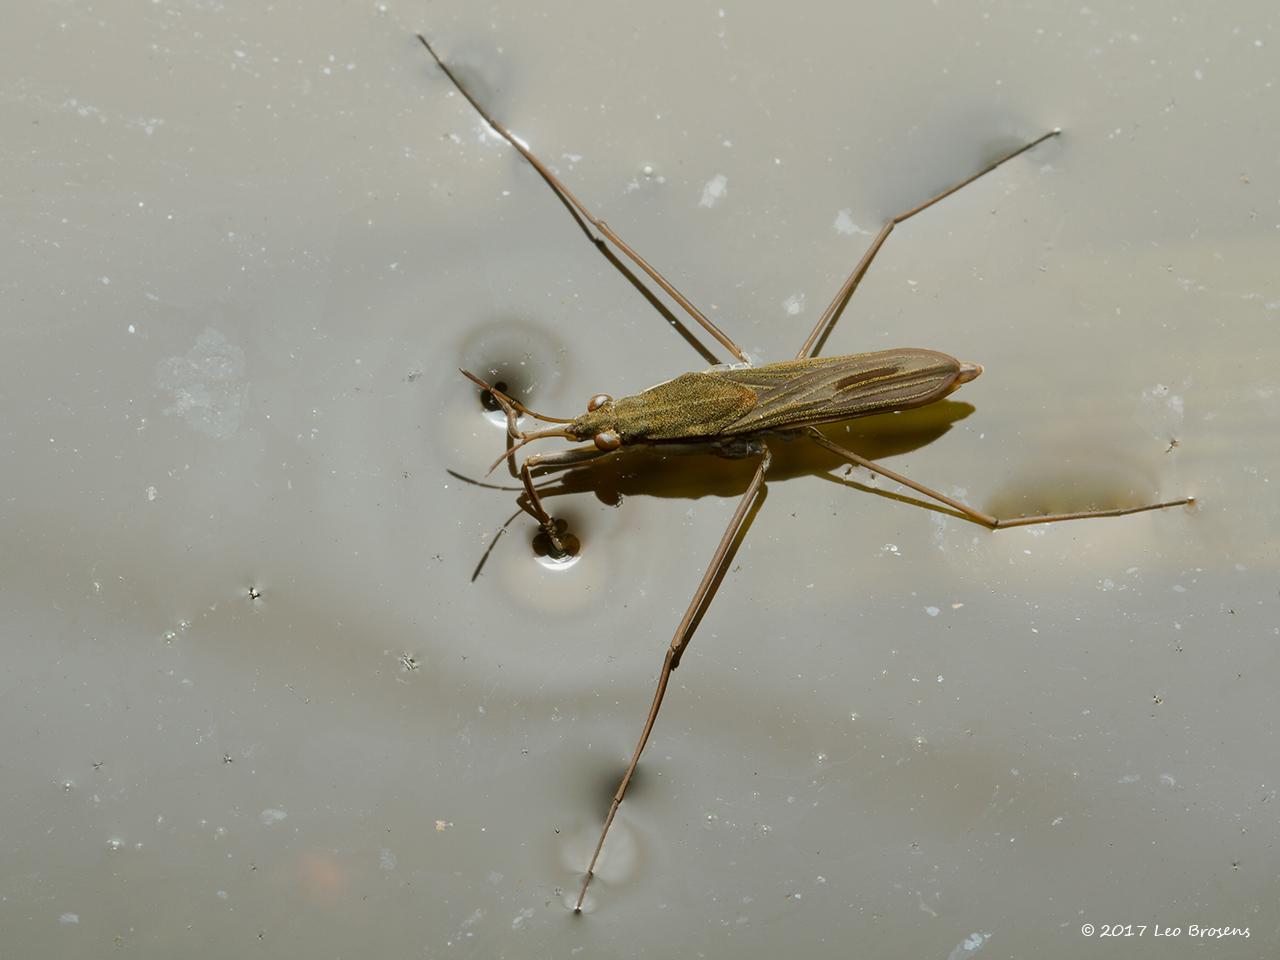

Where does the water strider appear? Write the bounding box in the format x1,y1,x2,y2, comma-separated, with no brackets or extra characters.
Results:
418,34,1193,911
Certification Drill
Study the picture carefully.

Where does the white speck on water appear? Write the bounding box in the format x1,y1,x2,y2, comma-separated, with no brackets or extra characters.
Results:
925,606,940,617
127,324,136,334
511,906,535,930
100,276,111,285
155,328,248,439
833,209,869,235
216,889,228,900
1119,773,1141,784
882,543,900,556
1172,584,1186,593
947,931,992,959
1159,773,1178,787
1193,67,1203,80
259,807,287,825
145,485,157,502
782,293,806,316
59,913,79,925
379,848,397,871
699,173,728,207
66,98,106,122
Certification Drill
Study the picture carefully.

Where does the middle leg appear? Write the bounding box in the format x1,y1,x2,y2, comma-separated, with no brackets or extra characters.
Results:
419,35,750,365
796,130,1060,360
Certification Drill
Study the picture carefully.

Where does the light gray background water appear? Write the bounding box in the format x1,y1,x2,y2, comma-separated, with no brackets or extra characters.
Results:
3,2,1276,957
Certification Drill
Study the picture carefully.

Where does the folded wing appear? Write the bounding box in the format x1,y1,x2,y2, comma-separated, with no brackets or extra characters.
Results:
711,349,963,435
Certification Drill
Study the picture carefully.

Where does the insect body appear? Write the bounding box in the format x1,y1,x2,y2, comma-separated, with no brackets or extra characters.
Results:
420,34,1193,911
467,350,983,553
575,351,981,443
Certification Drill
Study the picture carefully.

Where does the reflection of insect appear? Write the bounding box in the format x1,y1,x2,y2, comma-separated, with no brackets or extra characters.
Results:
418,34,1194,911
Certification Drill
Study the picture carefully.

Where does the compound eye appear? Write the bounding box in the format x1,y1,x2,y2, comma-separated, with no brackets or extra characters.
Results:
587,393,612,412
593,430,621,452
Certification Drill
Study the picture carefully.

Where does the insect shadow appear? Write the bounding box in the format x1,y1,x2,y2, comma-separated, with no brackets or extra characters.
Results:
452,398,976,579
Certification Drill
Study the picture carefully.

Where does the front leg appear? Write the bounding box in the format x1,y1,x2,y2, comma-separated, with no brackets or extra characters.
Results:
518,445,613,554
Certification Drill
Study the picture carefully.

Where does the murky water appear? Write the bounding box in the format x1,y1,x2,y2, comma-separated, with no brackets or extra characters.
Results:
3,2,1277,957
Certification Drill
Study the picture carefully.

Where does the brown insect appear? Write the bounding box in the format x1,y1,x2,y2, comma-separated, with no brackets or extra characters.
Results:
418,34,1194,911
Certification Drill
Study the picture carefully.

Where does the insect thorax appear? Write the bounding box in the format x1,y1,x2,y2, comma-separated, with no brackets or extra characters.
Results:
570,372,758,443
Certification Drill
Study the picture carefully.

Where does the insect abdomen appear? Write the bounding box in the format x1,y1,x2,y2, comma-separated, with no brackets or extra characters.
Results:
712,349,967,434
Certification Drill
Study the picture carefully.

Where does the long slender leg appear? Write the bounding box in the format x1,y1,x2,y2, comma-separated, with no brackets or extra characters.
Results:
418,35,749,364
807,430,1194,527
796,130,1061,360
575,449,771,912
